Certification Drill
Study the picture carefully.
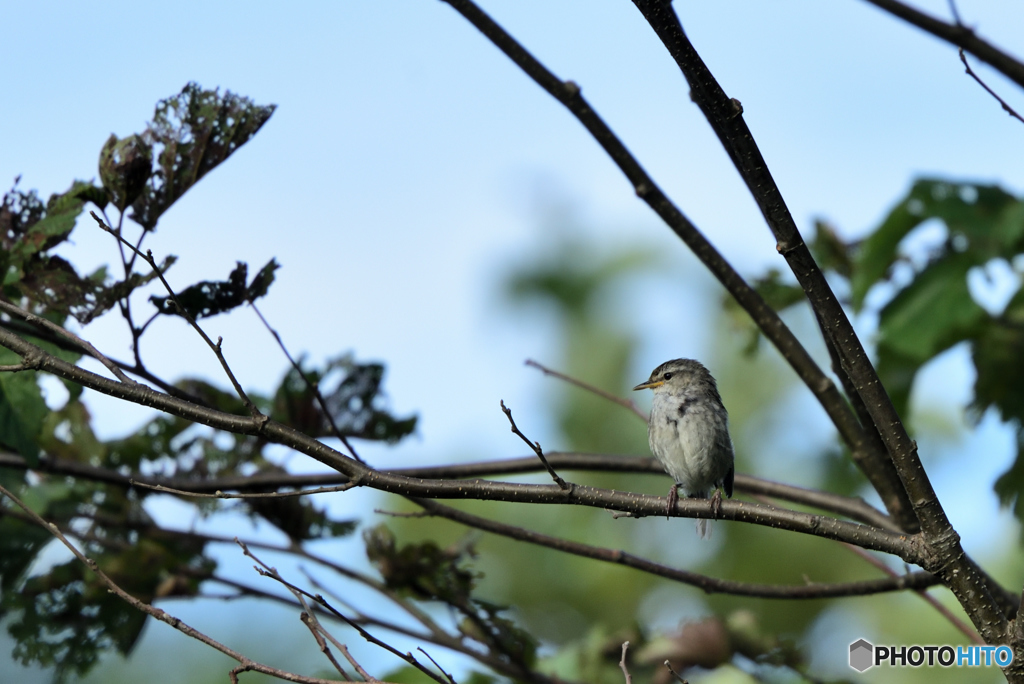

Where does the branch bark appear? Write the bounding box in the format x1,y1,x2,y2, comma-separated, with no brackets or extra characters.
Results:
627,0,1010,653
409,498,937,599
0,327,915,556
437,0,918,534
863,0,1024,90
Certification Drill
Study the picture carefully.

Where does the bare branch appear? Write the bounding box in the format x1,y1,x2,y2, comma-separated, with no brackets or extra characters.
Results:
408,498,934,599
863,0,1024,90
238,539,451,684
90,211,265,421
437,0,916,532
417,648,457,684
0,447,899,530
619,642,632,684
958,48,1024,124
525,358,647,422
664,660,688,683
500,399,569,490
627,0,1006,641
251,301,365,463
338,643,376,682
130,479,359,499
843,543,984,645
299,612,355,682
0,330,913,556
629,0,920,531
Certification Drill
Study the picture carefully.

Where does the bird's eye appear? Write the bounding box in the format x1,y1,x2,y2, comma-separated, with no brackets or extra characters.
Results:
663,372,673,380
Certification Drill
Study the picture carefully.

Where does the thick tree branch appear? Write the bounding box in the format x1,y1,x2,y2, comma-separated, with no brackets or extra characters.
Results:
407,498,937,599
0,328,915,556
0,450,897,530
630,0,920,532
628,0,1009,644
437,0,916,534
862,0,1024,90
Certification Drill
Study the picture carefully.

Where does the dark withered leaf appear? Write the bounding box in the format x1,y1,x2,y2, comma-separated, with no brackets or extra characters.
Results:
4,536,213,682
129,82,276,231
246,496,357,542
149,258,278,319
272,355,417,443
809,219,854,279
364,525,476,603
98,134,152,211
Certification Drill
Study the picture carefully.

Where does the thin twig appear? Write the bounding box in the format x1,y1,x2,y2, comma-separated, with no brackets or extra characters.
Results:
863,0,1024,90
619,641,632,684
664,661,688,683
418,647,458,684
237,539,451,684
339,643,377,682
499,400,569,490
251,301,365,463
408,498,935,599
947,0,962,25
90,211,265,421
525,359,647,422
299,612,354,681
130,479,359,499
958,48,1024,124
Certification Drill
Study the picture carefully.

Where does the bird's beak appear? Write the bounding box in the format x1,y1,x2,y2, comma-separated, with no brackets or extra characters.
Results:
632,379,664,391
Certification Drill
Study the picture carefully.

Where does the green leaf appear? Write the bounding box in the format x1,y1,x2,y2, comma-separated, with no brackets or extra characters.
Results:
971,283,1024,423
809,220,854,279
129,82,276,230
246,258,279,300
365,524,476,603
994,429,1024,524
0,513,52,593
10,181,92,261
851,179,1024,307
0,362,47,465
876,254,987,363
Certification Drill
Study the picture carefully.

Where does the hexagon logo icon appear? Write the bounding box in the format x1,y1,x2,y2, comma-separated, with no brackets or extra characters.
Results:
849,639,874,672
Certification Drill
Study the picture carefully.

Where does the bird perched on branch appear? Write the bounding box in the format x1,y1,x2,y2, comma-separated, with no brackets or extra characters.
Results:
633,358,734,538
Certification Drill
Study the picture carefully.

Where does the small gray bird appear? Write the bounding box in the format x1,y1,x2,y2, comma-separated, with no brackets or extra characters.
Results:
633,358,734,538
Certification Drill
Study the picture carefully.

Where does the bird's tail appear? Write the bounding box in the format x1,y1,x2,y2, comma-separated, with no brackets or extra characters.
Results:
696,518,713,540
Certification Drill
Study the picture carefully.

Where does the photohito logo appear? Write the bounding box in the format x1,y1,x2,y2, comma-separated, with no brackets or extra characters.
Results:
849,639,1013,672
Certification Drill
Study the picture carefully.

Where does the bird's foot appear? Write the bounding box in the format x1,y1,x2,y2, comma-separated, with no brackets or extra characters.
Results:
666,484,679,519
710,488,723,519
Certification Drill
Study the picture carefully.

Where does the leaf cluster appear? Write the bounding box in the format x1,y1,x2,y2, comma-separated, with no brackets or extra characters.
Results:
0,83,418,681
738,178,1024,521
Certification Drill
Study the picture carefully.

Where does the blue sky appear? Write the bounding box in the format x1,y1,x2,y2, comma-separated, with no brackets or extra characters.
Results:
3,1,1024,681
